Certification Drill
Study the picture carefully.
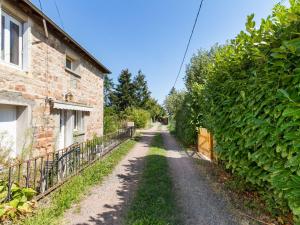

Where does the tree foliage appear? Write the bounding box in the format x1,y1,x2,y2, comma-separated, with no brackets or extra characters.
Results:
173,1,300,221
185,46,218,90
104,76,116,107
114,69,135,111
144,98,165,120
124,107,151,128
104,69,164,131
133,70,151,107
104,107,121,134
163,88,185,118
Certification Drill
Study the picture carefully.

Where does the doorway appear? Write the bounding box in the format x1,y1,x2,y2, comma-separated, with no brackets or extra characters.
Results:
58,110,74,149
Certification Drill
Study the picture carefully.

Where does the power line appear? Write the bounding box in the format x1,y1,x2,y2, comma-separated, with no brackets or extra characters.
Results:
172,0,205,89
38,0,43,12
53,0,65,30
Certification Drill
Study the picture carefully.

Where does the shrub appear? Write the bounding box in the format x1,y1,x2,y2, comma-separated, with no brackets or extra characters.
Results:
201,3,300,220
167,119,176,134
0,181,36,222
174,93,197,145
124,107,151,128
174,84,207,145
104,107,121,134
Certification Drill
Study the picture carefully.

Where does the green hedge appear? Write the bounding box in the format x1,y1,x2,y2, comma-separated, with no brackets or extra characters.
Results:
174,93,198,145
205,2,300,220
178,1,300,221
104,107,122,134
124,107,151,128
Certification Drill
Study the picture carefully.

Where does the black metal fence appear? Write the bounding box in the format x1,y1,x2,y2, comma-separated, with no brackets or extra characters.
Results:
0,127,134,201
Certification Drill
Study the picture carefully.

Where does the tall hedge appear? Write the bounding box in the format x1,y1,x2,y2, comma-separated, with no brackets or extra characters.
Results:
174,93,196,145
180,1,300,221
207,2,300,220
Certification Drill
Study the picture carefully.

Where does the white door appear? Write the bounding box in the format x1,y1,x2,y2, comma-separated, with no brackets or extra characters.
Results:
58,110,65,150
58,110,74,149
0,105,17,156
65,110,74,147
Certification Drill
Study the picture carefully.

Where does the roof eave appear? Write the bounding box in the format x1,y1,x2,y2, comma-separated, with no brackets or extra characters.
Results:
20,0,111,74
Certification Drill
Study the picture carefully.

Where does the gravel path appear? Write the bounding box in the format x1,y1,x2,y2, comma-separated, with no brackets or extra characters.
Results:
63,126,158,225
162,129,240,225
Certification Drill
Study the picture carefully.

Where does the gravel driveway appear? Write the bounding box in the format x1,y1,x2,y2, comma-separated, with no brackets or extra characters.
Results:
62,124,241,225
162,129,240,225
63,126,158,225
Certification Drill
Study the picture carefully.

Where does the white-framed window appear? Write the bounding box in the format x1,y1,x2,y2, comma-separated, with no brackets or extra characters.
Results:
1,11,23,68
74,111,84,132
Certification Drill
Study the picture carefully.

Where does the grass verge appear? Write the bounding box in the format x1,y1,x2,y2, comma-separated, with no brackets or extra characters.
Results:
22,139,137,225
125,134,181,225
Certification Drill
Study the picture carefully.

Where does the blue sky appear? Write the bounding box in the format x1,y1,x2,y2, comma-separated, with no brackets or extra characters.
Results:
31,0,286,103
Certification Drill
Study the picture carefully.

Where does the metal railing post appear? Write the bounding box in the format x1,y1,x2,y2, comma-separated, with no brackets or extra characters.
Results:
7,167,12,201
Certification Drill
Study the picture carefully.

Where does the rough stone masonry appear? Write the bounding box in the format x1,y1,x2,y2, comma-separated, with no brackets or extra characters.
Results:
0,0,109,157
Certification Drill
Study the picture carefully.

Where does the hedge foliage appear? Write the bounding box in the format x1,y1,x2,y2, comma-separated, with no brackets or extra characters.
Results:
104,107,121,134
175,1,300,221
174,92,198,145
124,107,151,128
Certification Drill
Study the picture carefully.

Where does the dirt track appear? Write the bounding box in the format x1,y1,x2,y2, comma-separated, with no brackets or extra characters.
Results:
162,128,240,225
63,126,157,225
63,124,241,225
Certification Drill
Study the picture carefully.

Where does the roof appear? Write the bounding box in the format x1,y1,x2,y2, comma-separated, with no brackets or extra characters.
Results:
17,0,111,74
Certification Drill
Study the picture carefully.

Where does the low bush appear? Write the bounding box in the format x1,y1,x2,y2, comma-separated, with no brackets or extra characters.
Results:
104,107,121,134
124,107,151,128
167,119,176,134
0,181,36,222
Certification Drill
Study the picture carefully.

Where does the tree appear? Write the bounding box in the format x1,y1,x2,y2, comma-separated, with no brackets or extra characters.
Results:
104,75,116,107
185,45,219,91
133,70,151,107
115,69,135,111
145,98,166,121
163,88,185,117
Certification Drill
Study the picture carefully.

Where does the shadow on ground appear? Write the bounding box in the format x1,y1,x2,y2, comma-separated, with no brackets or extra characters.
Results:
73,131,238,225
74,131,156,225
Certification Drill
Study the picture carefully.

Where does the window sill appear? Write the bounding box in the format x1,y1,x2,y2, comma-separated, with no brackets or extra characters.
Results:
0,61,29,77
65,67,81,78
0,60,24,71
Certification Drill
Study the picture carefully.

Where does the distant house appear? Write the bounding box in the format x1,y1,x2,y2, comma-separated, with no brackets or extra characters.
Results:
0,0,110,157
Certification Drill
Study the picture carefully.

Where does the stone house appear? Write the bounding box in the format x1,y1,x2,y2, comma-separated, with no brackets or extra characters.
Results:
0,0,110,157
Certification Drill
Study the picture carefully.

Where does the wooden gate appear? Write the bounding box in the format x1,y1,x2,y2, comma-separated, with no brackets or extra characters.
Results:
197,128,214,160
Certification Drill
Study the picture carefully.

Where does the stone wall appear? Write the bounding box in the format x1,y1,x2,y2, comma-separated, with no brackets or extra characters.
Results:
0,1,104,156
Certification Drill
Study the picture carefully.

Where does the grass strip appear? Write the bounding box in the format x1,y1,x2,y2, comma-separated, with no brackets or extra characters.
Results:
125,134,181,225
23,139,137,225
